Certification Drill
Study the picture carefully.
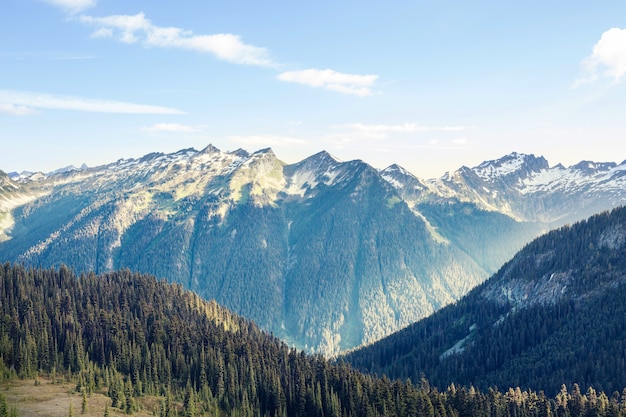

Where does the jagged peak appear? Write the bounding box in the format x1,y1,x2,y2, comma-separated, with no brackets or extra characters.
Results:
571,160,616,174
228,148,250,158
287,151,341,174
300,150,342,165
0,170,14,188
472,152,549,181
199,144,221,155
244,148,281,166
380,164,427,191
475,152,544,168
311,150,341,163
47,165,84,176
9,171,45,182
251,147,275,156
139,151,165,162
381,163,410,175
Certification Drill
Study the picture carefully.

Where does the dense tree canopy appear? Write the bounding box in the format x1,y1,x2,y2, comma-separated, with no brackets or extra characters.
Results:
345,207,626,397
3,262,626,416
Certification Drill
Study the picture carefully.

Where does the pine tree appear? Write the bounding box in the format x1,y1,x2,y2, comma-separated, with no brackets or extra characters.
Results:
124,379,136,414
183,383,196,417
82,390,87,414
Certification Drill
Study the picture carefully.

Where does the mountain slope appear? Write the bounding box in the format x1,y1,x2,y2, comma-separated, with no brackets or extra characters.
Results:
344,206,626,396
2,147,626,355
0,263,459,417
0,146,496,355
8,263,623,417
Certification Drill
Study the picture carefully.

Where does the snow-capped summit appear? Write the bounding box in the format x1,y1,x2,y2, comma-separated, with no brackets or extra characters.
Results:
571,160,617,175
422,153,626,224
283,151,343,196
380,164,429,202
472,152,549,182
48,164,85,176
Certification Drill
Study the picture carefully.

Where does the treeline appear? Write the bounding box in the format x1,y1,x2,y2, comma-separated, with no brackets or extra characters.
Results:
2,262,626,417
345,206,626,397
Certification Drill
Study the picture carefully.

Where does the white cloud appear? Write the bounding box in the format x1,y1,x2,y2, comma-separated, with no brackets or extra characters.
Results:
142,123,203,133
76,13,377,94
80,13,276,67
0,103,37,116
574,27,626,87
44,0,96,13
277,69,378,96
230,134,310,146
0,90,184,114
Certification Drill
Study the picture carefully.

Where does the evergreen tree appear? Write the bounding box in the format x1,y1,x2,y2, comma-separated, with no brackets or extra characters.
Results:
81,390,87,414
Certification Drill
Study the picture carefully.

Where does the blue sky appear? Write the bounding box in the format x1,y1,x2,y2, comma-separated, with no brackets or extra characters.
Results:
2,0,626,178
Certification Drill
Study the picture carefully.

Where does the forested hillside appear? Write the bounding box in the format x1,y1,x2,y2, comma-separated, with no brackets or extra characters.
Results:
344,206,626,397
4,263,626,417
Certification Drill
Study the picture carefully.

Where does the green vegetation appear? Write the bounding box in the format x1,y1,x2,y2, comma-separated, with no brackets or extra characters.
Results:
345,206,626,396
4,262,626,416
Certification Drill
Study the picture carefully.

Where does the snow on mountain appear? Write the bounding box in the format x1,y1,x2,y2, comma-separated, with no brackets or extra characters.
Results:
0,170,48,241
379,164,433,212
283,151,345,197
380,164,428,191
518,160,626,195
48,164,84,176
7,149,626,228
472,152,549,182
415,152,626,225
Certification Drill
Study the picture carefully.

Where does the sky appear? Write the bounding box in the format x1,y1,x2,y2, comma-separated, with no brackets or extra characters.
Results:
2,0,626,179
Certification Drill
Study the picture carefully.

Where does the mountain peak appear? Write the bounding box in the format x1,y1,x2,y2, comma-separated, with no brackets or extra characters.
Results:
47,164,84,176
571,160,617,174
250,147,277,158
382,163,409,175
139,151,165,163
288,150,340,173
380,164,427,195
472,152,549,182
228,148,250,158
310,150,341,163
199,144,221,155
0,170,15,189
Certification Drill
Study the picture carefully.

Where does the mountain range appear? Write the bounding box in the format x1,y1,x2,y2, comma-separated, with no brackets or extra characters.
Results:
1,145,625,355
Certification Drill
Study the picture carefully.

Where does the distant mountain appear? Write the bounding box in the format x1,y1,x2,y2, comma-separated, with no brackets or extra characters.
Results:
1,146,625,355
344,206,626,396
423,152,626,224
